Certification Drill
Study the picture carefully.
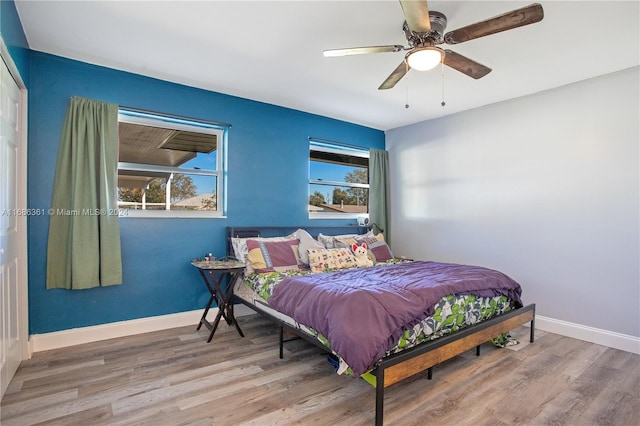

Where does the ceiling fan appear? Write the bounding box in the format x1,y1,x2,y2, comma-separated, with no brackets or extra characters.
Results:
323,1,544,90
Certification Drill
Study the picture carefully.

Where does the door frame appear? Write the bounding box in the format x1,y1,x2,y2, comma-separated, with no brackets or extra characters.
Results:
1,36,30,366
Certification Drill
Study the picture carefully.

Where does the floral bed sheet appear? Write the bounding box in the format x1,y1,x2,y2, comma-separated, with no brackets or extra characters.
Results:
242,261,517,376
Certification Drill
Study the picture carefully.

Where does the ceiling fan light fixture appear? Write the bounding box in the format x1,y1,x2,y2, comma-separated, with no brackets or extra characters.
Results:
406,47,443,71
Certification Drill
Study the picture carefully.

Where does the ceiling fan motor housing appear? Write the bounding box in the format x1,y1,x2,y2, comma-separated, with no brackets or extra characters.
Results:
405,11,448,48
428,11,447,40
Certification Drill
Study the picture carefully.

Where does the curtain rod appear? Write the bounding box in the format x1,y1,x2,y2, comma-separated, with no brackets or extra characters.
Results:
119,105,232,128
308,136,368,151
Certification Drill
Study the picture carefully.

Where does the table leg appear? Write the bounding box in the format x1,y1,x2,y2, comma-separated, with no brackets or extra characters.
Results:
214,273,244,338
228,302,245,337
201,269,244,342
197,293,215,331
207,305,225,343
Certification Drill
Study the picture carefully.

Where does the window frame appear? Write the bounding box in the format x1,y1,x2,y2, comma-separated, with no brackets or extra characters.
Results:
116,109,228,218
308,138,370,220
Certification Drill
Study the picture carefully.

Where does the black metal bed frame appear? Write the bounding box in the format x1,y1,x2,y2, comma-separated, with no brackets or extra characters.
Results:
226,226,536,425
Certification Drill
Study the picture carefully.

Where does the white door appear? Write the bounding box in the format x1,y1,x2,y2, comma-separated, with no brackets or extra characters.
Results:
0,54,27,399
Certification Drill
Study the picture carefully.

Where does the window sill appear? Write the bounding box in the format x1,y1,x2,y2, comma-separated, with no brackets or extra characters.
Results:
119,210,226,219
309,212,368,220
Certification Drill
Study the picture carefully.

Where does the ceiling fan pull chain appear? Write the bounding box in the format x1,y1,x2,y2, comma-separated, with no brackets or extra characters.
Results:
441,61,446,107
405,62,410,109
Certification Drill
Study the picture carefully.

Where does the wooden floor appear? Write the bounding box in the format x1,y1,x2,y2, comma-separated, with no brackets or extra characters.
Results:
1,314,639,426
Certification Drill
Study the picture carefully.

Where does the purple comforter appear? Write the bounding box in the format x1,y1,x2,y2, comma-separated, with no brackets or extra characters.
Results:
268,261,522,376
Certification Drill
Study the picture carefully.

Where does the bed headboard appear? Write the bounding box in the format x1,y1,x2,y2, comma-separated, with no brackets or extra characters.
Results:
226,225,370,257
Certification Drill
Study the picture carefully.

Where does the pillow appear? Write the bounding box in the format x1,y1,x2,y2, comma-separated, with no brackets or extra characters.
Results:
231,234,296,271
293,228,324,265
335,234,394,263
366,236,394,263
317,233,344,249
245,238,302,273
317,230,374,249
308,248,358,273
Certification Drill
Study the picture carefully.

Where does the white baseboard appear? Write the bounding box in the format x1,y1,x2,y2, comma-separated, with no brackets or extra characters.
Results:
532,315,640,355
28,307,639,356
28,304,256,355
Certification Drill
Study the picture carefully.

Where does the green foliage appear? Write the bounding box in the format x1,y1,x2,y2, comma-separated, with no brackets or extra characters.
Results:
345,169,368,206
118,173,197,204
170,174,197,202
309,191,326,206
332,188,350,205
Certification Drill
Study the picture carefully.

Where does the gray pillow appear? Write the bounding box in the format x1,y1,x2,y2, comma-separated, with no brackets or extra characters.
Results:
294,228,324,265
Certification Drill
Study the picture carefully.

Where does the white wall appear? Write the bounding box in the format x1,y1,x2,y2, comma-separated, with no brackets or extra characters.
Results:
386,67,639,339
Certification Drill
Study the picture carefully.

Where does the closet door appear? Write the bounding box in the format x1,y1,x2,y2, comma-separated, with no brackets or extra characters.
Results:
0,55,25,399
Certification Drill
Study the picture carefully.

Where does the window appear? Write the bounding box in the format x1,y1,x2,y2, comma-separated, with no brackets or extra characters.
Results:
308,138,369,219
117,109,228,217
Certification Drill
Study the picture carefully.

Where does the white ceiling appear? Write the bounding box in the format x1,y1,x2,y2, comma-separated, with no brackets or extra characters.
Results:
15,1,640,131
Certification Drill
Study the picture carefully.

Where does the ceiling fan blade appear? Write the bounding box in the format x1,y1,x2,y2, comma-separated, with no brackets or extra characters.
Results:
378,61,409,90
444,3,544,45
323,45,405,57
399,0,431,33
443,50,491,79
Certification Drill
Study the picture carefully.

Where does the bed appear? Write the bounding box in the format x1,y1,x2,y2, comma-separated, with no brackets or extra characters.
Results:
227,226,535,425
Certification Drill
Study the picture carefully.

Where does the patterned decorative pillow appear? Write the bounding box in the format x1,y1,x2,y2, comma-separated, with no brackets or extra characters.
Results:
308,248,358,273
231,234,296,268
245,238,302,274
335,234,394,263
366,236,394,262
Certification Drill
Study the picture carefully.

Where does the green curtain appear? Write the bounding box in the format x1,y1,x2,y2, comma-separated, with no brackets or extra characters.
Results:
46,97,122,289
369,148,391,242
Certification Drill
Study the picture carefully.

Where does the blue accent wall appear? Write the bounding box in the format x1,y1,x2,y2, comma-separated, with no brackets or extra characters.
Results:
0,0,30,83
27,52,384,334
